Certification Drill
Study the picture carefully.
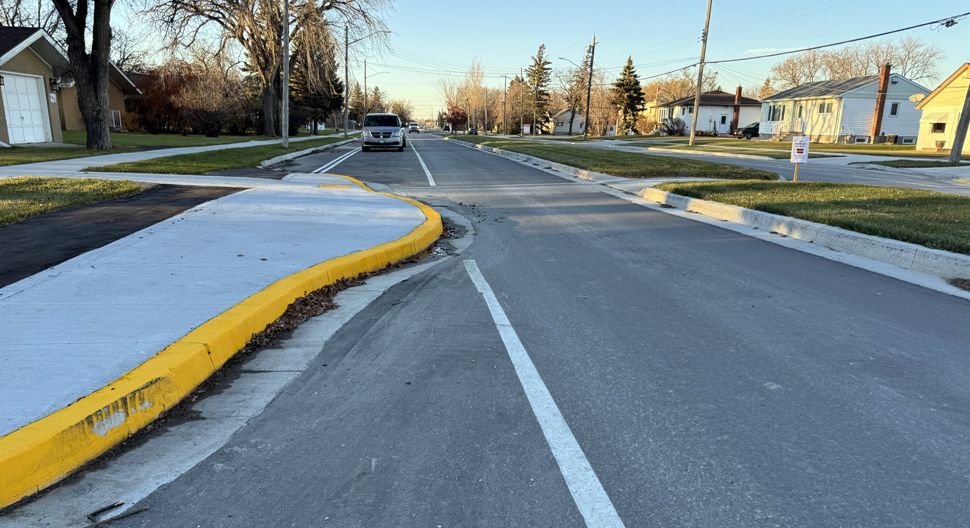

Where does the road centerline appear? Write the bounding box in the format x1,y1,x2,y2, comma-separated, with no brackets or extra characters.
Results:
410,139,436,186
462,259,624,528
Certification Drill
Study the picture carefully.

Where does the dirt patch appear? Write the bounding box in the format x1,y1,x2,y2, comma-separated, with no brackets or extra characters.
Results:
0,185,239,288
950,278,970,292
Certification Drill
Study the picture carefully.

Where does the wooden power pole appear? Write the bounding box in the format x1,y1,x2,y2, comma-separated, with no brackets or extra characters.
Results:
950,84,970,164
584,35,596,138
688,0,713,146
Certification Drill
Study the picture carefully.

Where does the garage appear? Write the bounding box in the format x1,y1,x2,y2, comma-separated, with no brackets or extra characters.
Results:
1,72,50,144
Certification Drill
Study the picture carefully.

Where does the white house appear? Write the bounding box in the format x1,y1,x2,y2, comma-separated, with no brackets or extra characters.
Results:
547,109,586,135
658,90,761,135
914,63,970,154
759,67,927,143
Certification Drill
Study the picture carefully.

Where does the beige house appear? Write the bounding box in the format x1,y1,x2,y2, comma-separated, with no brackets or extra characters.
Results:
0,27,139,146
915,63,970,154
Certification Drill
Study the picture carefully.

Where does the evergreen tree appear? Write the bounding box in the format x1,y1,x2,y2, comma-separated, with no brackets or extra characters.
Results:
612,56,645,134
525,44,552,133
369,86,387,113
290,29,344,134
348,83,366,123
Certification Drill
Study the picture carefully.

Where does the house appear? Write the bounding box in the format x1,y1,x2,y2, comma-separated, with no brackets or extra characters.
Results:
0,27,139,146
914,63,970,154
759,65,927,143
0,27,66,145
658,90,761,135
547,109,586,135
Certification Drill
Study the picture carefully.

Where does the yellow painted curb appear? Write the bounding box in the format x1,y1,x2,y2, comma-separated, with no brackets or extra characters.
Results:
0,185,442,509
956,178,970,186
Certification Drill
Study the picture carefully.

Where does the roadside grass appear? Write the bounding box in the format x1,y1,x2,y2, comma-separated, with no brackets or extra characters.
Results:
656,180,970,255
648,145,835,159
93,136,346,174
0,176,146,225
683,139,970,159
2,131,337,167
452,136,777,180
853,159,969,169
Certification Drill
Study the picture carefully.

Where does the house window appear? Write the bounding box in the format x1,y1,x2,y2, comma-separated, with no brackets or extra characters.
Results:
110,110,122,129
768,104,786,121
931,122,946,133
818,102,832,114
720,115,727,124
796,105,803,118
890,102,899,116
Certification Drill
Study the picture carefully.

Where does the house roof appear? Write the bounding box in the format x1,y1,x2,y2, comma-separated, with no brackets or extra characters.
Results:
551,108,584,119
661,90,761,108
0,27,70,72
763,76,881,101
915,63,970,110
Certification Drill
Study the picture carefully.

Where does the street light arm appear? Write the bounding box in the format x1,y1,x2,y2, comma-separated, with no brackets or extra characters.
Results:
348,29,392,46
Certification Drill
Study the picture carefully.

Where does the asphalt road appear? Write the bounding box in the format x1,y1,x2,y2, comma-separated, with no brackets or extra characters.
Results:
117,134,970,527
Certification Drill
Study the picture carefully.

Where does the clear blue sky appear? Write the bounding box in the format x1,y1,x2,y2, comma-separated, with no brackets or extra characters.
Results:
363,0,970,119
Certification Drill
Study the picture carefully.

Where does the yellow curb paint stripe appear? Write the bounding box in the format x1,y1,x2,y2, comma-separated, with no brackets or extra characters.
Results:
0,187,442,509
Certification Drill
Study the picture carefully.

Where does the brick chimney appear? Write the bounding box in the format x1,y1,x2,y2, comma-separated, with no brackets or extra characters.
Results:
731,85,742,133
869,64,892,142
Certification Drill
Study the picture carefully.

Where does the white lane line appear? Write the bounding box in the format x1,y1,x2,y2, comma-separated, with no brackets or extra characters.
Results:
313,147,360,173
410,139,436,186
463,260,624,528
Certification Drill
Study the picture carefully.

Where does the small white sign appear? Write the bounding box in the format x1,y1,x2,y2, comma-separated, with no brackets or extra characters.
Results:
49,93,57,104
790,136,809,164
522,123,531,135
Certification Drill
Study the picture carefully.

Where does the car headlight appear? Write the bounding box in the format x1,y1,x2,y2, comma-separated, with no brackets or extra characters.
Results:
361,131,367,138
391,130,401,137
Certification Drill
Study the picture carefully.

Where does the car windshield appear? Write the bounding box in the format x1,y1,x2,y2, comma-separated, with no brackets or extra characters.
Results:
364,115,399,127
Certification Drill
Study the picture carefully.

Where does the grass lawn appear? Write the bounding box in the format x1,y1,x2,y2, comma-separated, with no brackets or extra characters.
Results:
686,139,970,159
656,181,970,255
853,159,969,169
452,135,777,180
2,131,333,167
94,136,346,174
648,145,835,159
0,177,146,225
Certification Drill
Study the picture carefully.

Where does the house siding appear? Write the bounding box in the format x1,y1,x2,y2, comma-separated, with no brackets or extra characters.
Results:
0,48,63,144
916,67,970,154
59,81,130,132
665,104,759,135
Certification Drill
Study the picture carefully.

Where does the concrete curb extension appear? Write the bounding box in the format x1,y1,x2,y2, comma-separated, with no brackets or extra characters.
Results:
258,137,356,168
639,187,970,279
0,180,442,509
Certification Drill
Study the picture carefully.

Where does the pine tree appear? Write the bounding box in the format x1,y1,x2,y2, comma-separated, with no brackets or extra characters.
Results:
525,44,552,133
348,83,366,123
612,56,645,134
290,29,344,134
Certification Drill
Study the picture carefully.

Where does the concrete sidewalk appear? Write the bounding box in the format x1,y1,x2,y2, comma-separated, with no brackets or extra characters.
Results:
0,134,339,175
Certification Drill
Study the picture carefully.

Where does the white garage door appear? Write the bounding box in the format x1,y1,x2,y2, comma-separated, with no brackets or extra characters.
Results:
2,73,50,144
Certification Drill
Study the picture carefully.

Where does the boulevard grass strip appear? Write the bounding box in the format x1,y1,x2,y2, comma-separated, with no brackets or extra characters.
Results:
687,139,970,160
0,176,145,225
647,145,835,159
455,136,777,180
0,145,133,166
855,159,969,168
93,136,346,174
62,130,271,148
656,180,970,255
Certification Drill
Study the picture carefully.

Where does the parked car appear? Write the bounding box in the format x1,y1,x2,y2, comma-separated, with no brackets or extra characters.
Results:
467,127,478,135
408,122,420,133
361,113,406,152
736,122,759,140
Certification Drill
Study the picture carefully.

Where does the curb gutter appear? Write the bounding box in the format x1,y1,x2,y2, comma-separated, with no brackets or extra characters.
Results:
0,180,442,509
639,187,970,279
258,137,356,168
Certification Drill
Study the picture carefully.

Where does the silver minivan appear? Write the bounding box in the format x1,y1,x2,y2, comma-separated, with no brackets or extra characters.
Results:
361,113,406,152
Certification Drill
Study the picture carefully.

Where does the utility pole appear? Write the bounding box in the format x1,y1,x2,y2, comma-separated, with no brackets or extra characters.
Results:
343,26,350,137
484,90,488,133
950,83,970,164
281,0,290,147
584,35,596,139
364,59,368,115
688,0,713,146
503,75,508,135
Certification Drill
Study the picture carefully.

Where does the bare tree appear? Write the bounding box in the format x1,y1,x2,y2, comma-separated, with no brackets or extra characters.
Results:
51,0,115,150
149,0,387,137
112,26,151,74
0,0,62,39
770,49,826,89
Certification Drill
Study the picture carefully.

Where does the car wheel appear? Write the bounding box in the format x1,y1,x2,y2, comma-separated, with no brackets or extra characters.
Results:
744,133,752,140
362,147,370,152
397,145,404,152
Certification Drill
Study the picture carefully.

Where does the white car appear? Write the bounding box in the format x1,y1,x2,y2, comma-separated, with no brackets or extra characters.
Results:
361,113,406,152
